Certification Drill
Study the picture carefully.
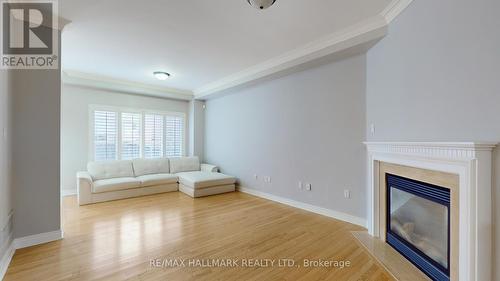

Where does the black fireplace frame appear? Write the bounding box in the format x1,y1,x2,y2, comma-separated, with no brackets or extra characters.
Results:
386,173,451,281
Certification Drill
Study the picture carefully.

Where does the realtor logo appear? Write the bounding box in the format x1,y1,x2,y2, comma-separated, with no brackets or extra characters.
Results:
1,0,58,69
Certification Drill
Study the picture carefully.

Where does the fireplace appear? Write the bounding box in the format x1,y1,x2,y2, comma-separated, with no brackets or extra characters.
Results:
364,142,497,281
386,174,450,281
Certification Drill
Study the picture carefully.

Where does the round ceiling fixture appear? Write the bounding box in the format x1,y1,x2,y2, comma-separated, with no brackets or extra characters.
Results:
153,71,170,80
247,0,276,10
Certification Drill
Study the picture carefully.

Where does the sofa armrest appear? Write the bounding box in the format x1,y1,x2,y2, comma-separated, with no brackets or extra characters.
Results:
201,163,219,173
77,171,93,205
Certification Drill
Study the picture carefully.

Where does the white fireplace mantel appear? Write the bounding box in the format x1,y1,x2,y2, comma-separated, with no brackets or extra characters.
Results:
364,141,497,281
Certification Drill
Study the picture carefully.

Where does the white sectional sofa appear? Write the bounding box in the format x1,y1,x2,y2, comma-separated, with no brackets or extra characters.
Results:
77,156,236,205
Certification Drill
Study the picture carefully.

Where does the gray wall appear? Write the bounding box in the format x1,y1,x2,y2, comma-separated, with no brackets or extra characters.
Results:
61,84,190,194
204,55,367,219
0,69,13,260
11,68,62,238
365,0,500,278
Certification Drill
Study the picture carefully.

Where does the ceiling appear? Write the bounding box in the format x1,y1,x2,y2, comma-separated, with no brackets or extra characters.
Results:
60,0,391,94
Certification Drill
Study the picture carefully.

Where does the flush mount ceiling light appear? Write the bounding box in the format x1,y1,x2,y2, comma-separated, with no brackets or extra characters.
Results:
153,71,170,80
247,0,277,10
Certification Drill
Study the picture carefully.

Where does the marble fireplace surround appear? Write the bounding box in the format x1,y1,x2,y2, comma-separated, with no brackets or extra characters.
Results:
365,142,497,281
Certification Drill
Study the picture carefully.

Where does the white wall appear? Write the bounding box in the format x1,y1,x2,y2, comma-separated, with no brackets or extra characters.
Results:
61,84,190,194
366,0,500,278
204,54,367,220
0,69,13,261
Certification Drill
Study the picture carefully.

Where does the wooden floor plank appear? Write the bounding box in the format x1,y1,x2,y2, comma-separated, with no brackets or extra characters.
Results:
4,192,394,281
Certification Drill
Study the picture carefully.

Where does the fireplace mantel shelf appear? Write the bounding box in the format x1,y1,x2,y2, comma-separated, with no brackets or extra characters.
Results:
364,141,497,148
364,142,497,158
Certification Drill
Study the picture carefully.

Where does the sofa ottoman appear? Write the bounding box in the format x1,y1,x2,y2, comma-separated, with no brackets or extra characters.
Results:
177,171,236,198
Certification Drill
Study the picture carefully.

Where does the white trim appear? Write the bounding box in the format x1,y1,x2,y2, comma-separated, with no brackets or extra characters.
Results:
364,141,497,150
6,0,70,31
0,236,14,280
364,141,497,281
63,71,194,101
0,211,14,280
194,15,387,99
13,230,63,250
0,211,13,240
237,186,366,228
88,104,186,118
381,0,414,23
193,0,414,98
61,188,77,197
62,1,414,100
0,229,64,278
0,229,64,279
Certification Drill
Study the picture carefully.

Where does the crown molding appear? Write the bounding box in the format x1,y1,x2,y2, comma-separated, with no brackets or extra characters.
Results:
6,1,71,31
381,0,414,23
62,70,194,101
194,15,387,99
61,1,413,100
193,0,414,99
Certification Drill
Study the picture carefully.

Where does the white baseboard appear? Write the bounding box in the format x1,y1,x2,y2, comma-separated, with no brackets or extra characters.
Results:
61,188,77,197
13,230,63,250
237,186,367,228
0,236,14,281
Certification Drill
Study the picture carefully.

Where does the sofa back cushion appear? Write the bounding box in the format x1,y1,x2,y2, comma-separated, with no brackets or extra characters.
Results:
132,158,170,176
169,156,200,174
87,160,135,181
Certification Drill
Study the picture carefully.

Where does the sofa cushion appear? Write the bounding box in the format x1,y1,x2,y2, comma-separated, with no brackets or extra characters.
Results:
93,177,141,193
169,157,200,174
133,158,170,176
176,171,236,189
88,160,135,181
137,173,178,187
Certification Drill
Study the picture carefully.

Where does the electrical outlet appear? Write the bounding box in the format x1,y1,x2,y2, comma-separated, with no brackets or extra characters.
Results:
344,189,351,199
254,174,258,180
298,181,303,190
305,183,312,191
265,176,271,183
370,124,375,135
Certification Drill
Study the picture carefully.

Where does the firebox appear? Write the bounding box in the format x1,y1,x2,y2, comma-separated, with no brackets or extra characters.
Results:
386,174,450,281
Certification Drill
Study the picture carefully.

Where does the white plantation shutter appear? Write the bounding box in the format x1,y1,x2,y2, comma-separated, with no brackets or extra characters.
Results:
144,114,164,158
121,112,142,160
165,115,184,157
94,111,117,161
91,107,185,161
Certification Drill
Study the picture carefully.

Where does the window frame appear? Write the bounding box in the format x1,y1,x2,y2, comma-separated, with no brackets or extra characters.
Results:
92,109,118,161
88,105,186,161
120,111,143,160
143,113,165,159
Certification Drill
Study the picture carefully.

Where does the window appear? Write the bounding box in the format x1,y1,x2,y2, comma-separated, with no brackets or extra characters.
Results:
121,112,142,160
93,110,117,161
144,114,164,158
166,116,184,157
91,106,185,161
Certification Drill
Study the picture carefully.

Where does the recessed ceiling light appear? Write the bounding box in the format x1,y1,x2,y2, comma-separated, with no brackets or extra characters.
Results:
153,71,171,80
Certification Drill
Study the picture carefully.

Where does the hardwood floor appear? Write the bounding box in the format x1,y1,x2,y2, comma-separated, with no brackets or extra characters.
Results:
4,191,393,281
